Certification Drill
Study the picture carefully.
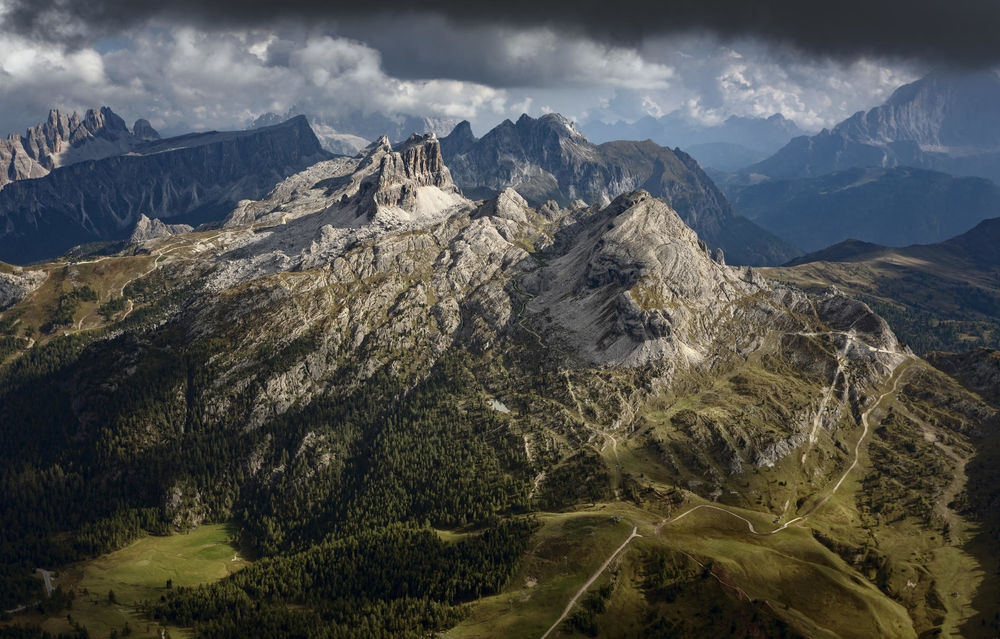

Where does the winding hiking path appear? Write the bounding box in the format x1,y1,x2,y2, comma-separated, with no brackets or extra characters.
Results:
71,242,189,330
658,355,912,538
534,314,914,637
540,526,641,639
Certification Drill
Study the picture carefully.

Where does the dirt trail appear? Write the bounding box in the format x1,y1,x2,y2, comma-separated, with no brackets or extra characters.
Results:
540,526,641,639
528,471,546,500
801,338,848,465
659,355,911,538
70,243,187,332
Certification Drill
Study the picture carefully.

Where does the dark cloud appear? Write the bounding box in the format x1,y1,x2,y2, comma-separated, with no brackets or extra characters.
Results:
4,0,999,65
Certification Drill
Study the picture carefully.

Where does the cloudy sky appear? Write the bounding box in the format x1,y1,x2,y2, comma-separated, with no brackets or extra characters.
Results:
0,0,993,137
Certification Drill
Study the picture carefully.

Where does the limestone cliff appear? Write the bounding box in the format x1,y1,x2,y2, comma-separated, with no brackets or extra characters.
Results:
0,116,328,264
440,113,799,266
0,107,159,190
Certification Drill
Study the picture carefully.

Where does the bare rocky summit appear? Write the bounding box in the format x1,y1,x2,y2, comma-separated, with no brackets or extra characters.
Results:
128,214,194,245
0,107,159,190
125,131,905,461
440,113,799,266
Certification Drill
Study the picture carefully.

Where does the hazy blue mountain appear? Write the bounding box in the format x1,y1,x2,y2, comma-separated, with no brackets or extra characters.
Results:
786,216,1000,269
734,166,1000,252
582,112,805,162
749,70,1000,183
684,142,769,172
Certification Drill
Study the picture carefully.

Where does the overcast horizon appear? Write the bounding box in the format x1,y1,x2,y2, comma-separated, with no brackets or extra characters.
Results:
0,1,996,138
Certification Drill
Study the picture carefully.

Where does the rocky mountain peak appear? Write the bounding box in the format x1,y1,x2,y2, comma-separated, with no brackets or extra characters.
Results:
217,130,468,259
80,107,129,139
521,190,775,366
132,119,161,141
440,122,477,161
361,132,460,219
128,214,193,245
394,133,449,184
0,106,159,191
440,113,798,266
517,112,587,143
754,70,1000,183
358,135,393,163
446,119,471,138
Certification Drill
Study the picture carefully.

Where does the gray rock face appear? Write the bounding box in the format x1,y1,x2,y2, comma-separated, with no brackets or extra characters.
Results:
131,119,161,141
212,140,897,380
0,107,158,190
440,113,799,266
364,133,458,217
0,115,328,264
749,70,1000,183
128,214,193,245
0,267,47,309
525,190,773,367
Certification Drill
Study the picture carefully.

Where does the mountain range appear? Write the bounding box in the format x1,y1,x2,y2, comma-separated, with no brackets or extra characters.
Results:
0,108,800,267
747,70,1000,183
581,112,806,171
0,126,996,638
249,109,459,156
0,114,328,264
0,107,160,190
440,113,800,265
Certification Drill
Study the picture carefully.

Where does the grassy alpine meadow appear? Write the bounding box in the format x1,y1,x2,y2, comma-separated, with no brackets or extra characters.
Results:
2,524,247,638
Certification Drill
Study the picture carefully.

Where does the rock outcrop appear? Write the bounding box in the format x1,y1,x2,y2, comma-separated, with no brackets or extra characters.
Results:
748,70,1000,183
0,267,47,309
440,113,799,266
0,107,159,190
128,214,193,245
359,133,461,219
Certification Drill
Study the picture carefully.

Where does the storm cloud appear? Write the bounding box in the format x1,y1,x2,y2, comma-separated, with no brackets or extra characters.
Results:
3,0,999,65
